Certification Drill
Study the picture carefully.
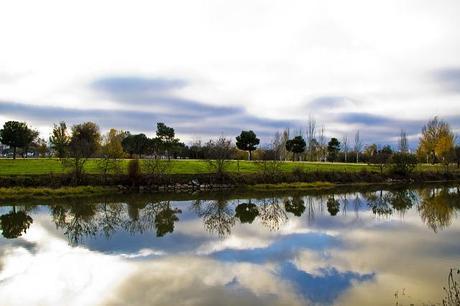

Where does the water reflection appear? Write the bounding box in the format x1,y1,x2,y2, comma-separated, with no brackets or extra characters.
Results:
1,186,459,242
0,185,459,306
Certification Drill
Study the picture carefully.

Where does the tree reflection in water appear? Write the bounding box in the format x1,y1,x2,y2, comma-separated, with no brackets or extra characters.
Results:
235,201,259,224
0,206,33,239
258,197,288,231
192,198,235,237
418,188,458,233
2,185,459,245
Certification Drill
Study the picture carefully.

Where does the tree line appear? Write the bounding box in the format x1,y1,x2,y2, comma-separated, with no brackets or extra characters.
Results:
1,116,459,171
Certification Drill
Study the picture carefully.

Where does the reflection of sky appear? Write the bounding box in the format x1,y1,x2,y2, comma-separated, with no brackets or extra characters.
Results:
0,189,459,306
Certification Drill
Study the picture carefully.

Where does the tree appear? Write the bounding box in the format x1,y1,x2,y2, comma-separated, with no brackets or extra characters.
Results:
305,115,316,161
122,133,149,158
49,121,70,158
369,145,393,174
399,129,409,153
155,122,179,160
0,121,38,159
236,130,260,160
389,152,417,176
418,117,454,164
98,129,126,178
66,122,101,182
342,135,349,162
35,138,49,157
435,132,456,171
327,138,341,162
353,130,363,163
285,136,306,161
455,146,460,168
206,136,234,177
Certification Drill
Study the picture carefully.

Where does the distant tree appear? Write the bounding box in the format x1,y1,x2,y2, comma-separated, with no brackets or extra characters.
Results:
155,122,179,160
418,117,454,164
342,135,349,162
98,129,126,178
122,133,149,158
305,115,316,161
206,136,234,177
236,130,260,160
364,144,378,159
49,121,70,158
399,129,409,153
455,146,460,168
284,196,306,216
0,121,38,159
369,145,393,174
35,138,49,157
353,130,363,163
327,138,341,162
154,203,181,237
66,122,101,182
285,136,306,161
435,132,456,171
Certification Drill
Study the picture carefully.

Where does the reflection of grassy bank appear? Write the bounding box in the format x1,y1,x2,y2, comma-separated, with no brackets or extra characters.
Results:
0,186,117,200
246,182,336,191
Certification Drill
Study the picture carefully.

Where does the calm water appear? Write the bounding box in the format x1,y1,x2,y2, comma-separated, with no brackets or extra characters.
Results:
0,185,459,306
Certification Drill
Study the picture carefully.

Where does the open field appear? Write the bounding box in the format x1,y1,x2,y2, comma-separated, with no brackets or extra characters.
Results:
0,158,453,176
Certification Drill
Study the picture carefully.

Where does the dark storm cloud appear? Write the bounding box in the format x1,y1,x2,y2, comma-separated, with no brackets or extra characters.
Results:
91,76,242,116
432,68,460,93
0,100,295,138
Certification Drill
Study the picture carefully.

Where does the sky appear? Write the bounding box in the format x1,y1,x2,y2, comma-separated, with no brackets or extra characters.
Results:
0,0,459,147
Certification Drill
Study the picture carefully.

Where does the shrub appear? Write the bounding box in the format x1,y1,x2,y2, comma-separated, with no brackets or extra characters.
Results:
389,153,417,176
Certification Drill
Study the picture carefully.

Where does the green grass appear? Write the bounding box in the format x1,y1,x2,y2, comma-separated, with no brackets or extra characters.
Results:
0,158,453,176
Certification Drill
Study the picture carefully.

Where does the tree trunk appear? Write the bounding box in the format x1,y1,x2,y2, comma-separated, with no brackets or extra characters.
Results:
13,146,16,159
248,151,252,161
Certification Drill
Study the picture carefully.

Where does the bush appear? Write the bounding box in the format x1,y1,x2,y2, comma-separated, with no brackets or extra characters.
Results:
389,153,417,176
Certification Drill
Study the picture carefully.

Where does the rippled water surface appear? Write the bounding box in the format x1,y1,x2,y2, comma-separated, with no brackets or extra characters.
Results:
0,184,459,306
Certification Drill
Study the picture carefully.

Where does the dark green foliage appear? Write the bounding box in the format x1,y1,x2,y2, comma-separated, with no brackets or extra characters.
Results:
369,145,393,174
284,197,306,216
154,205,181,237
455,146,460,168
235,203,259,223
0,121,38,159
327,197,340,216
390,153,418,176
327,138,341,162
122,133,149,158
155,122,180,160
286,136,306,161
0,209,33,239
236,130,260,160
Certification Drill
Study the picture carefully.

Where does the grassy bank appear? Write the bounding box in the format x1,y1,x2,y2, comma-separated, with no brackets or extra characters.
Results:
0,158,452,176
0,186,116,200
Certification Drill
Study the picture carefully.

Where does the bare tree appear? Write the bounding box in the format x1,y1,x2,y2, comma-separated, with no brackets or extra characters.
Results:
399,129,409,153
305,115,316,161
206,135,234,177
342,135,349,162
354,130,363,163
318,125,327,162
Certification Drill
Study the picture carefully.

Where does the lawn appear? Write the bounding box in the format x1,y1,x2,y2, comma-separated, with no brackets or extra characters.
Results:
0,158,450,176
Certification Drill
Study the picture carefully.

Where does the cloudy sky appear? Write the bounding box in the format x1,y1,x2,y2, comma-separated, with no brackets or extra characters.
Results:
0,0,459,146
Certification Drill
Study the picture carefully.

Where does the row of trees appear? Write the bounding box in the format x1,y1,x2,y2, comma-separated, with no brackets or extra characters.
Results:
1,116,459,169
